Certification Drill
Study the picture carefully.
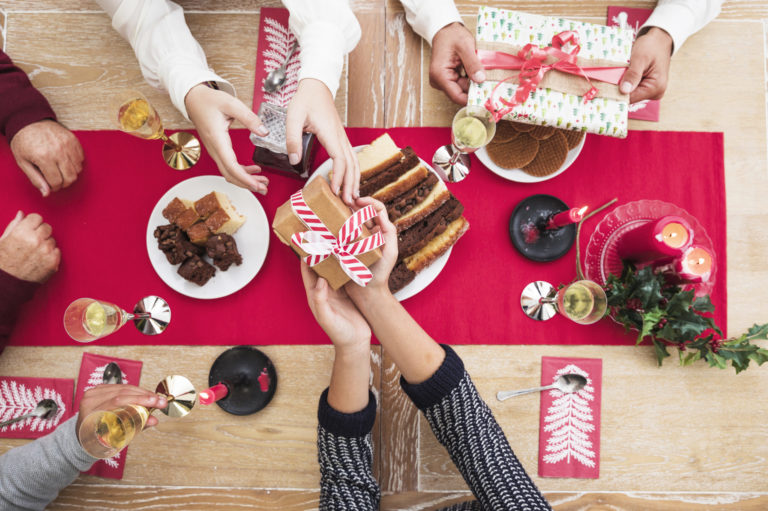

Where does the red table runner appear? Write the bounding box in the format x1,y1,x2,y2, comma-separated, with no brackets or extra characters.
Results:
0,128,725,347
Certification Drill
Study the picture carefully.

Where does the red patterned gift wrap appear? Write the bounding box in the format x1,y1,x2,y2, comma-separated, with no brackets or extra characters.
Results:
75,352,143,479
538,357,602,479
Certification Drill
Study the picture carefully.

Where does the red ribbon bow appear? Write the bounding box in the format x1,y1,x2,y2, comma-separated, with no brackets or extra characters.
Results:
290,189,384,287
478,31,626,122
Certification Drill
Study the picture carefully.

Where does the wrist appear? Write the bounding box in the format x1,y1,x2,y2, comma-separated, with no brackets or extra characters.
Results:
334,342,370,362
347,284,393,312
644,27,674,55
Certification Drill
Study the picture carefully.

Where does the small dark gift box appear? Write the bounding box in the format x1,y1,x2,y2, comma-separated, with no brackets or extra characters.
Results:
250,102,316,179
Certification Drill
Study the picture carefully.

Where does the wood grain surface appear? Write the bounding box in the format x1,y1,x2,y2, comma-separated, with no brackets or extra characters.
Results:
0,1,767,509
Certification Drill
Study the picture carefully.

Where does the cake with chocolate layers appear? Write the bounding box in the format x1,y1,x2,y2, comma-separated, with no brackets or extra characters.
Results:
177,255,216,286
357,134,469,293
206,233,243,271
154,224,204,265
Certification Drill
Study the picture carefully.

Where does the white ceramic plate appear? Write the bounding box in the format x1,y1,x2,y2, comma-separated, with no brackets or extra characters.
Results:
146,175,269,299
309,147,451,301
476,132,587,183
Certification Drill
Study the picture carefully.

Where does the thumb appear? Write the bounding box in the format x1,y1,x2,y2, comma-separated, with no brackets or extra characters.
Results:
1,211,23,240
224,99,268,137
17,159,51,197
456,39,485,83
620,57,645,95
285,102,305,166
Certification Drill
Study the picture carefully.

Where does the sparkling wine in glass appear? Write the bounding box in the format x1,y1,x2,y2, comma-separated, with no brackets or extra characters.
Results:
63,296,171,342
432,106,496,183
520,280,608,324
113,90,201,170
78,375,196,459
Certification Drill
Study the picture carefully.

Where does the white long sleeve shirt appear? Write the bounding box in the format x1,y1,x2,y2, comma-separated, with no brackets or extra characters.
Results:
96,0,360,119
399,0,722,52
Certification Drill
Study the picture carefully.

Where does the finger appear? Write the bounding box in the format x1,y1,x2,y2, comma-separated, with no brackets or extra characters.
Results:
300,260,319,296
17,159,50,197
51,247,61,272
620,56,645,95
350,146,361,200
341,147,356,205
35,157,64,192
222,98,268,137
1,211,23,240
20,213,43,231
58,160,79,188
211,131,269,195
243,165,262,174
145,416,159,428
36,222,53,240
435,73,468,105
457,76,470,93
455,37,485,83
110,392,167,410
285,102,305,166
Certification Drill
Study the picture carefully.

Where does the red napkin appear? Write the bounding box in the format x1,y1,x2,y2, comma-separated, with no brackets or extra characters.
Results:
607,6,660,121
252,7,300,111
74,352,143,479
538,357,602,479
0,376,74,439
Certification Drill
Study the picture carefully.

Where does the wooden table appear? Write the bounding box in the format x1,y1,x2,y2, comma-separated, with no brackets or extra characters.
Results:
1,1,767,509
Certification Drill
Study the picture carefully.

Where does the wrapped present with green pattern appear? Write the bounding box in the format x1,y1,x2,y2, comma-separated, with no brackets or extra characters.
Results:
467,7,634,138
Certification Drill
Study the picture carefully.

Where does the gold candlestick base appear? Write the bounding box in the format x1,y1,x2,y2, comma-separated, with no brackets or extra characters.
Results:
163,132,201,170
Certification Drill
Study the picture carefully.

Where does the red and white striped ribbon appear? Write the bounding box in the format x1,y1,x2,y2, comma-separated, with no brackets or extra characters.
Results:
289,189,384,286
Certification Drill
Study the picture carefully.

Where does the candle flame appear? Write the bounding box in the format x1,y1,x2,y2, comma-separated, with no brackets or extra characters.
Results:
577,206,588,216
199,391,209,400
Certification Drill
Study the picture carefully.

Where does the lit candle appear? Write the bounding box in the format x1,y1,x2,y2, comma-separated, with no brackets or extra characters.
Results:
616,216,693,263
198,382,228,405
674,245,713,284
546,206,588,230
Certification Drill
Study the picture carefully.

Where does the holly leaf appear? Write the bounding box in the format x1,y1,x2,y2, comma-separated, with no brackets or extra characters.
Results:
637,307,665,345
631,266,663,309
651,338,670,366
747,323,768,340
693,295,715,313
666,290,694,316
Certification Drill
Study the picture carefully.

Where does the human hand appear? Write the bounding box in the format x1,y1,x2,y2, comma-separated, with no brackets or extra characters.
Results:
344,197,398,302
300,261,370,350
287,78,359,205
10,120,84,197
620,27,674,104
430,22,486,105
0,211,60,283
185,84,270,195
76,384,168,434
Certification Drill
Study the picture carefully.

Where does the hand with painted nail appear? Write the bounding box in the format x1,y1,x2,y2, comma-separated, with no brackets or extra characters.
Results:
10,120,84,197
620,27,674,104
0,211,60,284
429,22,486,105
185,84,270,195
286,78,359,206
76,384,169,434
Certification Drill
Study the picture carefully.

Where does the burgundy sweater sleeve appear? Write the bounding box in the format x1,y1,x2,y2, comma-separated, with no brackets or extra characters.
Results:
0,269,39,352
0,50,56,144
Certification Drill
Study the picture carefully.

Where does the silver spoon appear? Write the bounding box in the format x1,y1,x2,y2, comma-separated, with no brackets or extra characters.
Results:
263,41,298,93
0,399,58,428
103,362,123,385
496,374,587,401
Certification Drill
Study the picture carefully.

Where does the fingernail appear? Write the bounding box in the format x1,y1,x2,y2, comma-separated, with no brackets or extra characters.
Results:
353,191,360,199
39,188,47,197
332,185,340,195
473,70,486,82
620,81,632,94
256,187,267,196
256,126,269,136
288,153,300,165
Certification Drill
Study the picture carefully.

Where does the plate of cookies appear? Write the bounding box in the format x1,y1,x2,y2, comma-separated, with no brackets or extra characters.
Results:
476,120,586,183
146,175,269,299
309,133,469,301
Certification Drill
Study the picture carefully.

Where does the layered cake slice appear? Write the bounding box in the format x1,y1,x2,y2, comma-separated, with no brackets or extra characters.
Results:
162,197,194,223
194,191,228,220
356,134,470,293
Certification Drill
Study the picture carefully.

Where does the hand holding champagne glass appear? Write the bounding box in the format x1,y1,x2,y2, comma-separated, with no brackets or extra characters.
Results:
432,106,496,183
113,90,201,170
78,376,196,459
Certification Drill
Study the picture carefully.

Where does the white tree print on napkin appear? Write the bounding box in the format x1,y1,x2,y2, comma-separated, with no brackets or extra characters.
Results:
84,364,129,392
0,380,66,432
628,99,650,112
261,17,301,107
542,364,595,467
611,11,641,37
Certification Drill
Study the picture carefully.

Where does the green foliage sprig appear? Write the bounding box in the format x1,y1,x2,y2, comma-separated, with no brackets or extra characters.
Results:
604,263,768,373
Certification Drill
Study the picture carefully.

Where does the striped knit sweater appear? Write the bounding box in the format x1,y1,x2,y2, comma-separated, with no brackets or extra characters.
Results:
317,345,551,510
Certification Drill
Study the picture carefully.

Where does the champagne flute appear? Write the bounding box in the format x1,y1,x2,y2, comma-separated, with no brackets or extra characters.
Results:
521,280,608,324
113,90,201,170
432,106,496,183
78,375,196,459
63,296,171,342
